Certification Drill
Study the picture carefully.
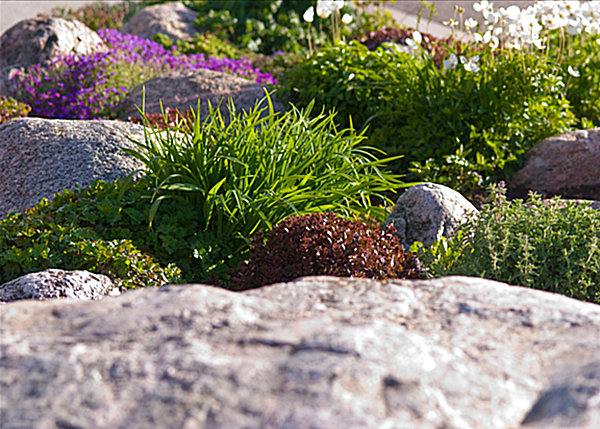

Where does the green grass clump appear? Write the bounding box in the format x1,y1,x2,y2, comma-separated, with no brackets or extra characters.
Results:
417,185,600,304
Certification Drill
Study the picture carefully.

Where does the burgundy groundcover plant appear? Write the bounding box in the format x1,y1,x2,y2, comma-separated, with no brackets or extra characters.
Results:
11,28,276,120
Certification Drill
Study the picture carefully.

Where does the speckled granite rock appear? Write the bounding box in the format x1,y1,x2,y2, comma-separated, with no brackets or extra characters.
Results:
1,276,599,428
122,69,285,124
0,269,120,303
383,183,478,249
509,128,600,200
0,118,146,219
119,1,198,42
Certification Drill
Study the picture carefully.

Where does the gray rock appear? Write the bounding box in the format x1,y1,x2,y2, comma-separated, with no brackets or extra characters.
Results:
0,118,147,219
509,128,600,200
0,269,120,303
119,1,199,42
0,17,104,97
122,68,285,124
383,183,478,249
1,275,599,428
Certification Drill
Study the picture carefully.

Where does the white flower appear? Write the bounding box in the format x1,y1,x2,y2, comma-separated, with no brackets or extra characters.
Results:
412,31,422,44
332,0,345,11
568,65,580,77
341,13,353,24
316,1,333,18
474,0,496,21
303,6,314,23
443,53,458,70
461,55,480,72
405,38,418,50
465,18,478,30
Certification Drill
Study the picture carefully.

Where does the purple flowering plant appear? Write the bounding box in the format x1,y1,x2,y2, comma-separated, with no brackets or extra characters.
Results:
12,29,276,120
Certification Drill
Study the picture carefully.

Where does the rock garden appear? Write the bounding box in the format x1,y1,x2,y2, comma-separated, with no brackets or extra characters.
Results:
1,1,600,428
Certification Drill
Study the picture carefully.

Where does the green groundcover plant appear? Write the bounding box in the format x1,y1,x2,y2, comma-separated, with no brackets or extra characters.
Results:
414,184,600,304
0,194,182,289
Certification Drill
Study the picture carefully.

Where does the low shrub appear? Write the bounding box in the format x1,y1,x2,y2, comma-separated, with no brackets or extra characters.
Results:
228,212,425,290
49,1,142,31
0,96,30,124
416,185,600,304
0,198,182,289
125,93,406,274
278,40,576,195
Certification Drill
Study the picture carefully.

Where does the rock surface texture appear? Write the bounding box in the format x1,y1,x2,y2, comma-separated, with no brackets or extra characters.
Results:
119,1,199,42
123,69,284,123
2,276,599,428
0,269,119,303
0,118,146,219
382,183,478,249
0,17,104,96
509,128,600,200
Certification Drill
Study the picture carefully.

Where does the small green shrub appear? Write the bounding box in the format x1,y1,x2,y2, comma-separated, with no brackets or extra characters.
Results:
419,185,600,304
0,96,31,123
125,93,405,255
228,212,425,290
0,199,182,289
49,1,142,31
152,32,247,59
278,40,576,195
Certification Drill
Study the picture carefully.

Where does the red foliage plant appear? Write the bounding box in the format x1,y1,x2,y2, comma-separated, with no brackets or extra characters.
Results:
227,212,426,291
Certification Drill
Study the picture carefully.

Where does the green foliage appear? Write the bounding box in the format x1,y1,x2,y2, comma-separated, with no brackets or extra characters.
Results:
420,185,600,304
0,196,182,289
189,0,315,54
558,34,600,128
50,1,143,31
152,32,247,59
278,41,576,195
124,93,405,265
27,178,239,285
228,212,425,290
0,96,30,124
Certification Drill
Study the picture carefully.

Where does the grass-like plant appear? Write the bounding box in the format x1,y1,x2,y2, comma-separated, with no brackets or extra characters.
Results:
125,92,405,255
417,184,600,304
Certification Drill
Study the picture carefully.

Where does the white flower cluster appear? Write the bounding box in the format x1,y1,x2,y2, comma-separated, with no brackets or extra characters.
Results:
471,0,600,50
303,1,352,24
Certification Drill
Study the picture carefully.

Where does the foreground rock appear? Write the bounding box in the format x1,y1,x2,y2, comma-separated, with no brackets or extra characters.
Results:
383,183,478,249
0,17,104,96
0,269,119,303
119,1,199,42
509,128,600,200
2,276,599,428
0,118,146,219
123,69,285,123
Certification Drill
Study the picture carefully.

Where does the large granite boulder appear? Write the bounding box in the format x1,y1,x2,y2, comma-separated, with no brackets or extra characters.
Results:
382,183,478,249
0,17,104,97
1,276,599,428
119,1,199,42
509,128,600,200
0,118,147,219
0,269,120,303
122,69,285,123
